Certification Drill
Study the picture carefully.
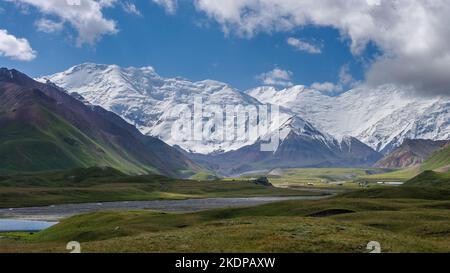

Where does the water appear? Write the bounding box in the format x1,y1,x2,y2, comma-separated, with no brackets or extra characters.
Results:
385,182,404,186
0,196,330,221
377,181,404,186
0,219,57,232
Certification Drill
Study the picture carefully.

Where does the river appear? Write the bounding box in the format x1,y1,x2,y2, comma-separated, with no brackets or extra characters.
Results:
0,196,328,223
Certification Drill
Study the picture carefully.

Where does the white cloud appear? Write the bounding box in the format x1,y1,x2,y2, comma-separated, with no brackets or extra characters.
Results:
194,0,450,96
0,29,36,61
287,37,321,54
311,82,340,93
122,2,141,16
152,0,177,14
338,64,357,87
35,18,64,33
257,68,293,87
10,0,118,46
311,65,358,94
97,0,116,7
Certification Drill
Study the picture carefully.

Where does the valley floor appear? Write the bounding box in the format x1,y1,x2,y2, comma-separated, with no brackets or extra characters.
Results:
1,196,450,253
1,167,449,253
0,169,311,209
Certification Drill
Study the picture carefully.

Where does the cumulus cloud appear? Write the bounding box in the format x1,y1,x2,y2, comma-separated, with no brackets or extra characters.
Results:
257,68,293,87
0,29,36,61
35,18,64,33
194,0,450,96
152,0,177,14
287,37,322,54
10,0,118,46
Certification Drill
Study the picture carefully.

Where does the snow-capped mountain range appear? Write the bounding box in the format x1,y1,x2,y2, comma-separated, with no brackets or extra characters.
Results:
249,85,450,154
41,63,450,155
41,63,290,154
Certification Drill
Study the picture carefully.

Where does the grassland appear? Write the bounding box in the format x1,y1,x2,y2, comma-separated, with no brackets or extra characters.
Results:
265,168,371,187
1,166,449,253
258,143,450,187
0,166,440,210
0,167,314,209
1,194,450,253
242,167,417,190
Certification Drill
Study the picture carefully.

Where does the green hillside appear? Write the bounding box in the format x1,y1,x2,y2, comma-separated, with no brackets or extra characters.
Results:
420,144,450,171
404,171,450,188
0,68,204,178
0,107,156,175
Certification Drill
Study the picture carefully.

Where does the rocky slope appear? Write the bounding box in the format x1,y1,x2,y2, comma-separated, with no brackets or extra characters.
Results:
375,139,449,169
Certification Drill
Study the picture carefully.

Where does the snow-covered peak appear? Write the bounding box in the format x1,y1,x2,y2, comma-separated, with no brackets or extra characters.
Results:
279,116,321,138
43,63,264,154
270,115,338,150
248,85,309,106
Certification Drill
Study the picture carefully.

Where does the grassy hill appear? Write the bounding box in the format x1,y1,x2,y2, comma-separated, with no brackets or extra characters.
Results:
420,144,450,171
404,171,450,188
0,107,157,175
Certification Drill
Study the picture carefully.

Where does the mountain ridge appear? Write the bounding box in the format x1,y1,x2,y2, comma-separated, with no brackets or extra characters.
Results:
0,68,202,178
42,63,450,155
41,63,274,154
188,116,382,176
248,85,450,153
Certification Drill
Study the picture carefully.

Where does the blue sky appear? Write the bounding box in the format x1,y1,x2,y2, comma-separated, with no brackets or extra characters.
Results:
0,0,381,91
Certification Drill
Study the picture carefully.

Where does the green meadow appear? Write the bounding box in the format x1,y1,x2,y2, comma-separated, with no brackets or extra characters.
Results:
0,167,309,209
1,163,449,253
1,194,450,253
